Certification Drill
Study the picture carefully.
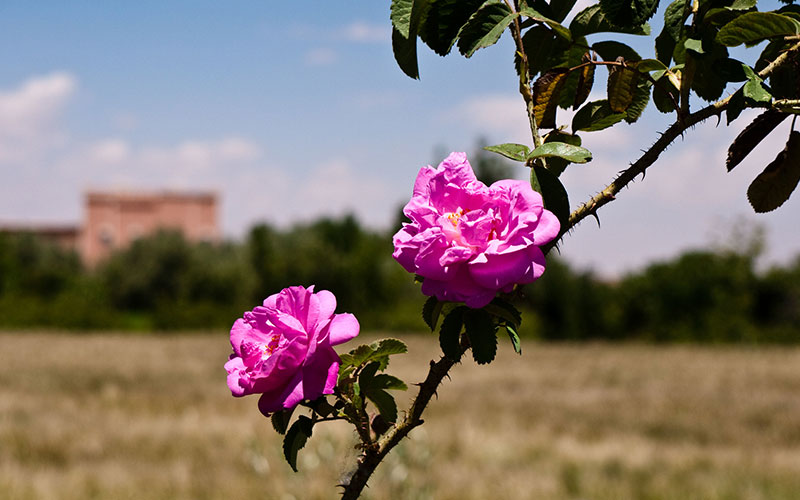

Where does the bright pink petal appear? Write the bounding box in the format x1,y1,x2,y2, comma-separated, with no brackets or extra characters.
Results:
327,313,360,346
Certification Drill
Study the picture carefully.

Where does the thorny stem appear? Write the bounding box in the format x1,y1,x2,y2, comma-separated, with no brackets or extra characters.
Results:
337,34,800,500
340,339,468,500
560,40,800,243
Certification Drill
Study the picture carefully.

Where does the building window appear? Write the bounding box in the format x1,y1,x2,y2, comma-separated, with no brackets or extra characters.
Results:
98,225,115,247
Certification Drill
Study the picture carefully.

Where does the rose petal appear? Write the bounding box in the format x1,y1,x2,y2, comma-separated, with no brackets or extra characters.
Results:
327,313,360,346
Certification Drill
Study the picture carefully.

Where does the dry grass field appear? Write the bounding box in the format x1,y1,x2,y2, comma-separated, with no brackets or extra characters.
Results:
2,331,800,500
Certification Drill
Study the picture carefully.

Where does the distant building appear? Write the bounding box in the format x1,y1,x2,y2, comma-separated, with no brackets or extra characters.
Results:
1,191,219,265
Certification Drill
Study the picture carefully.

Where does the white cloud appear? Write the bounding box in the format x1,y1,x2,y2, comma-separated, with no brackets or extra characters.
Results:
304,47,338,66
0,72,77,163
340,21,389,43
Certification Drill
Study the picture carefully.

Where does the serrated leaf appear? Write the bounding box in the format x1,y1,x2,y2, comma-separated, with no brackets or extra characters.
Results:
392,27,420,79
528,142,592,163
717,12,800,47
747,131,800,212
519,6,572,40
557,41,591,110
464,309,498,365
506,323,522,354
743,75,772,104
727,88,747,124
516,25,565,79
484,143,531,162
574,61,595,110
439,305,466,361
652,73,679,113
625,78,652,123
608,63,640,112
572,100,627,131
422,295,443,330
637,58,669,72
370,338,408,358
599,0,660,28
457,1,518,58
365,389,398,423
391,0,415,38
570,4,651,37
282,416,313,472
727,110,789,171
684,38,704,54
419,0,485,56
655,27,677,66
534,165,570,232
543,131,582,176
540,0,578,22
339,344,374,371
485,297,523,328
663,0,689,40
371,374,408,391
532,69,570,128
271,408,294,435
593,40,642,62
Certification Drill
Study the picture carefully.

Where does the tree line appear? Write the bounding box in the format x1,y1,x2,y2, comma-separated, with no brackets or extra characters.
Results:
0,216,798,342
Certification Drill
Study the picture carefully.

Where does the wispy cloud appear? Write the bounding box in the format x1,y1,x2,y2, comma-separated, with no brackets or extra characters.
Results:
0,72,76,164
340,21,389,43
304,47,339,66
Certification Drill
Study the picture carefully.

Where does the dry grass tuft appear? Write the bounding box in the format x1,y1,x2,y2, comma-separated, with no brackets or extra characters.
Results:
2,332,800,499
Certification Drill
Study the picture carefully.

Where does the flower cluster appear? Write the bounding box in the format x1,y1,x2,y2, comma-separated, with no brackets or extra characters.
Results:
225,285,359,414
392,152,560,308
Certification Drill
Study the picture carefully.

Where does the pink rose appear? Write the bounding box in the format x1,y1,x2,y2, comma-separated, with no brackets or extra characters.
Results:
225,285,359,415
393,152,560,308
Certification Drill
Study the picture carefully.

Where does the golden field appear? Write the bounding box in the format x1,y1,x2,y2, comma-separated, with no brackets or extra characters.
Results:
2,331,800,499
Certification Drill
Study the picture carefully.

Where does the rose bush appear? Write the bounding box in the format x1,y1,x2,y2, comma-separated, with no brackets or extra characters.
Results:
225,285,359,415
392,152,560,308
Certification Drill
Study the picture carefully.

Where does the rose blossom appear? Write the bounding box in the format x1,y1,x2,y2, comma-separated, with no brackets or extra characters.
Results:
393,152,560,308
225,285,359,415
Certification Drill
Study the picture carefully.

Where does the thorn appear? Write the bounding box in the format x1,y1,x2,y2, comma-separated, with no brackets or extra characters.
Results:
591,212,601,228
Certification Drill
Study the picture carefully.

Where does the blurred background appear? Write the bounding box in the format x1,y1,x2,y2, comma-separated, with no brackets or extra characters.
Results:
2,2,800,499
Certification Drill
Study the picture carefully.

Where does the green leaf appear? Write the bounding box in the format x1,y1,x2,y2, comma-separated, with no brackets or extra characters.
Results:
543,131,582,176
528,142,592,163
392,27,420,79
747,131,800,213
652,73,679,113
540,0,578,22
505,323,522,354
727,110,789,171
485,297,523,328
532,69,570,128
593,40,642,62
684,38,704,55
637,58,669,72
282,416,313,472
457,1,518,58
515,25,565,79
572,100,627,131
439,305,466,361
339,344,374,371
726,88,747,124
743,75,772,105
599,0,660,28
570,4,651,37
271,408,294,435
608,63,640,112
625,78,652,123
534,165,570,232
370,338,408,358
464,309,498,365
557,39,592,110
663,0,689,40
422,295,443,331
717,12,800,47
484,143,531,162
391,0,415,38
573,62,595,110
365,389,398,423
371,374,408,391
419,0,485,56
655,28,677,66
519,6,572,40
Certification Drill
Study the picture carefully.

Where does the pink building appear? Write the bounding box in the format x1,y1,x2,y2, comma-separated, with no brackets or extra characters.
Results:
81,191,219,265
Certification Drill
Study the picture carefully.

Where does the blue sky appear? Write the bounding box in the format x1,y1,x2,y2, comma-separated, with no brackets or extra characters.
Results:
1,1,798,276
